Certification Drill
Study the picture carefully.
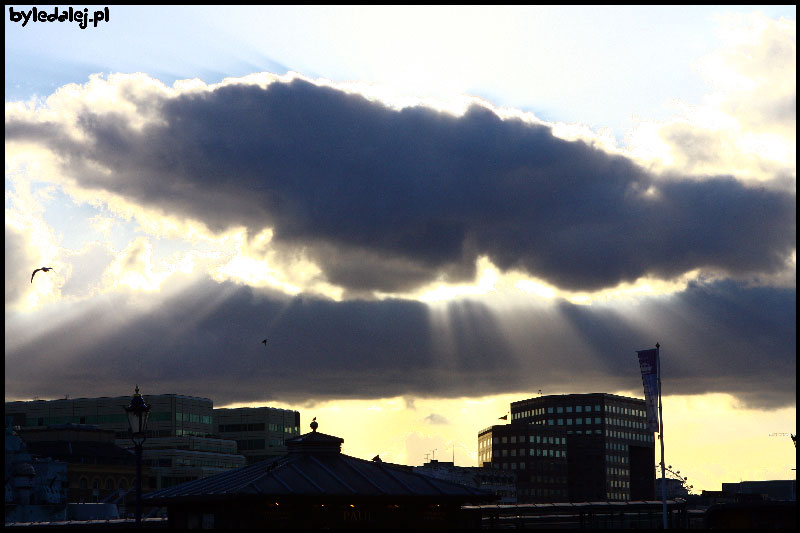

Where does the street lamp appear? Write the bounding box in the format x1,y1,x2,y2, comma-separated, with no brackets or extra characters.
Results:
125,385,150,528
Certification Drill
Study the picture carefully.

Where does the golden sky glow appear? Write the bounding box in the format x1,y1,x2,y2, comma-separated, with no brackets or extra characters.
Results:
221,392,796,493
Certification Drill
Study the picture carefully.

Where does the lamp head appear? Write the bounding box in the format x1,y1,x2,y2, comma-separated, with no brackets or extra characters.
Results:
125,385,151,446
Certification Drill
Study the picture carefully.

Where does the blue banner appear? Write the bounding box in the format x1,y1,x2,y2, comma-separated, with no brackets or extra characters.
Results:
637,348,660,433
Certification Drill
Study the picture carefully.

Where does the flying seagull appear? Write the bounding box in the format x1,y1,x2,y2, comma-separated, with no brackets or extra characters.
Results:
31,267,55,283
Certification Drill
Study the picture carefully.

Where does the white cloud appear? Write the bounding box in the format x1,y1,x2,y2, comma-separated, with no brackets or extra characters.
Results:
627,13,795,184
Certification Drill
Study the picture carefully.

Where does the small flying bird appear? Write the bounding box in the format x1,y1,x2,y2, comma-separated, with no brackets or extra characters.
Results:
31,267,55,283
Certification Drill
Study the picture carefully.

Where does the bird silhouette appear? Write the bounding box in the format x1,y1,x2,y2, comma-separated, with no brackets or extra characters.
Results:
31,267,55,283
262,339,268,345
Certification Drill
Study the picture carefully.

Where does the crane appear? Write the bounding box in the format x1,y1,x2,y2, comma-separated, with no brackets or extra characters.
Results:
769,433,796,448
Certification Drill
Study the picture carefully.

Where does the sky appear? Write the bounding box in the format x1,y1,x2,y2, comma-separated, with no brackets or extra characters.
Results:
5,5,796,492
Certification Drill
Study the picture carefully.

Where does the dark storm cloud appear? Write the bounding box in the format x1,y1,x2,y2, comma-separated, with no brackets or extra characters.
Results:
5,77,796,293
4,276,794,409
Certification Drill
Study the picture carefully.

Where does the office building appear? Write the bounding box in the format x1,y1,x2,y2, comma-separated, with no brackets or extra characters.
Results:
6,393,215,440
478,422,568,502
6,394,246,491
479,393,655,503
213,406,300,464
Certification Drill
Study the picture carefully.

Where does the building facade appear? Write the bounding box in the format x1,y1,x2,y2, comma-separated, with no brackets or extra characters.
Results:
478,423,568,502
6,394,246,491
16,424,143,504
5,421,68,523
413,460,517,503
6,393,216,440
479,393,655,503
213,406,300,464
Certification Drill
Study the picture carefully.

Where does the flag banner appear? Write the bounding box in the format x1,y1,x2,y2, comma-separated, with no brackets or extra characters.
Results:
637,348,660,432
499,414,508,420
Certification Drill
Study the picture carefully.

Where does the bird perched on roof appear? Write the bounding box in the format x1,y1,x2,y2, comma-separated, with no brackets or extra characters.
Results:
31,267,55,283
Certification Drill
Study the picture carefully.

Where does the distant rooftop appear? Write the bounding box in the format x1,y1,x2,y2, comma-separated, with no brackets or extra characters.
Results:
144,420,494,505
6,392,213,403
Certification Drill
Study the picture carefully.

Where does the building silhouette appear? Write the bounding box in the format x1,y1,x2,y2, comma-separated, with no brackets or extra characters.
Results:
479,393,655,503
143,420,496,528
6,394,247,491
413,459,517,503
5,420,68,523
214,406,301,464
16,423,142,505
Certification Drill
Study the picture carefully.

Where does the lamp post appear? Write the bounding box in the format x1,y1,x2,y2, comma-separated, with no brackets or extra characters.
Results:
125,385,150,528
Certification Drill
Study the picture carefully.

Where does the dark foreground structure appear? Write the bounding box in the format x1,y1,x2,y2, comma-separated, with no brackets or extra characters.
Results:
703,500,796,529
465,499,689,529
143,423,495,528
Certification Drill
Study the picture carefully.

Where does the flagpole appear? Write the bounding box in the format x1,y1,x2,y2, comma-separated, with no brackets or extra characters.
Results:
657,342,667,529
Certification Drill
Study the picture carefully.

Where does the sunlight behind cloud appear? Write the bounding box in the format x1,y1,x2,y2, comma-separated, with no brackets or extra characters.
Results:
211,227,345,300
103,237,171,292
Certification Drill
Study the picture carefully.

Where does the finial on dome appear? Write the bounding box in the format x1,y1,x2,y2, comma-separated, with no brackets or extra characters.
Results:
310,417,318,432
